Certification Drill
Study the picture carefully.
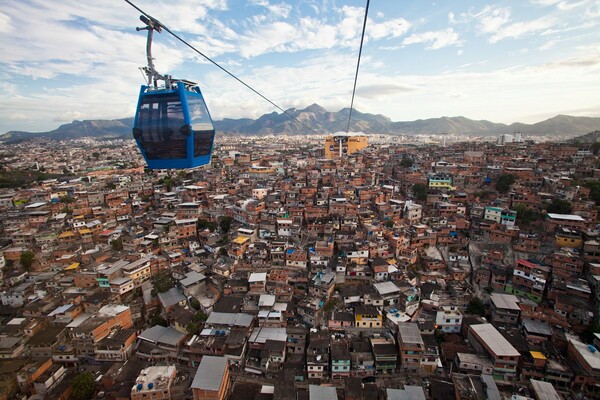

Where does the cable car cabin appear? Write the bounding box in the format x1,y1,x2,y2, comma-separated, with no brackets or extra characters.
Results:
133,81,215,169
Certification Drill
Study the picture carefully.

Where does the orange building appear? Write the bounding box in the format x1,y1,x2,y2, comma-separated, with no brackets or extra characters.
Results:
191,356,230,400
324,132,368,159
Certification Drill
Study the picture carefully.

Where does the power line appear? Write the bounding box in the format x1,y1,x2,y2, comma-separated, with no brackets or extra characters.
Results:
124,0,319,134
346,0,370,134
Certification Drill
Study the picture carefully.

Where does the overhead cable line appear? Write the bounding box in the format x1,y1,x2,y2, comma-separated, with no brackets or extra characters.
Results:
124,0,319,134
346,0,370,134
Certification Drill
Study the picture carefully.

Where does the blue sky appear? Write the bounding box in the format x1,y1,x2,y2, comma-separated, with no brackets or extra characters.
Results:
0,0,599,132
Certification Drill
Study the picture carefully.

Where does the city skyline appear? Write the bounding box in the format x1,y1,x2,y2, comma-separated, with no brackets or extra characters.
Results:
1,0,600,133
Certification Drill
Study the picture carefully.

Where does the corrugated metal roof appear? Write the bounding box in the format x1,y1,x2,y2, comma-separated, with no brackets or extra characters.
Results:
205,312,254,327
191,356,228,391
309,385,338,400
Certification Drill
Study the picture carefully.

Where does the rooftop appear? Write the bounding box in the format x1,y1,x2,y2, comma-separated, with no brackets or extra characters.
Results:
470,324,520,357
191,356,228,392
131,366,176,393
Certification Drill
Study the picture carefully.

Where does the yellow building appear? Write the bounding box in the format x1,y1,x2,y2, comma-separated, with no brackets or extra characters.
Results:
554,228,583,249
354,305,383,328
325,132,368,159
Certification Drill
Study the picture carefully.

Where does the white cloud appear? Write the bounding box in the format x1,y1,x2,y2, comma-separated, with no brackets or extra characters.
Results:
402,28,462,50
448,12,456,24
475,6,511,35
473,5,556,43
489,16,556,43
249,0,292,18
368,18,411,40
530,0,561,5
0,11,13,33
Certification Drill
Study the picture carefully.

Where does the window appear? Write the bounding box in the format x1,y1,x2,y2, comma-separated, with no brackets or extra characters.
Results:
137,93,187,160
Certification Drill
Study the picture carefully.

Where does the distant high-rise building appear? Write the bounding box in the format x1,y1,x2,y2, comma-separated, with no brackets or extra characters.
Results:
498,134,514,145
514,132,522,143
324,132,368,159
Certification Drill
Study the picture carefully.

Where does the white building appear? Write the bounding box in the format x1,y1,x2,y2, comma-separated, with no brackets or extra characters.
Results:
435,306,463,333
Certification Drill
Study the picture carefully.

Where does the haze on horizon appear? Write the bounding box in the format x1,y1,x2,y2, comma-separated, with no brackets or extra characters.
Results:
0,0,599,133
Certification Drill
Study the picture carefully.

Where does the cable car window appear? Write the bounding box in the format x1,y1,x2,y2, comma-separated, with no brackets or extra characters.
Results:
186,94,213,131
137,94,187,160
194,130,215,157
186,94,215,157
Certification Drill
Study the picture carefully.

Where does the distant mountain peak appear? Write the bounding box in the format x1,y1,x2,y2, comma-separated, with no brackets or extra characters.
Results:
1,105,599,141
304,103,327,113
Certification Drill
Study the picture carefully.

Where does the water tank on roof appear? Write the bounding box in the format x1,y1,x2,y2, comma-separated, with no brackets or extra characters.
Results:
148,383,154,389
137,384,143,391
588,344,597,353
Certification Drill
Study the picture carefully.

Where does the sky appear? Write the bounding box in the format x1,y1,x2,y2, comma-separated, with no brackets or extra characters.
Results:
1,0,599,133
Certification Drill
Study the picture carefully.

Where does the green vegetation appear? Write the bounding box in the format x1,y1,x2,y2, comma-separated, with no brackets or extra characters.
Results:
513,204,543,226
110,238,123,252
148,313,168,327
189,297,201,310
323,299,337,312
495,174,516,193
546,198,572,214
400,156,413,168
413,183,428,201
585,181,600,205
219,216,233,233
0,170,62,188
466,297,485,316
197,219,216,232
20,251,35,270
71,372,96,400
186,311,208,334
152,273,174,294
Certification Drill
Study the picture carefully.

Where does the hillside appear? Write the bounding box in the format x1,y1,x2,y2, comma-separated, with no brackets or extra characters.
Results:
2,105,600,141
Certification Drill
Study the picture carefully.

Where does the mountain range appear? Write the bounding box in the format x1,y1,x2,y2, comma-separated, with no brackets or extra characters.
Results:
2,104,600,142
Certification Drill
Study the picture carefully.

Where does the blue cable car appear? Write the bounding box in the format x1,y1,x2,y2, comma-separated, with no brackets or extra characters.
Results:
133,15,215,169
133,81,215,169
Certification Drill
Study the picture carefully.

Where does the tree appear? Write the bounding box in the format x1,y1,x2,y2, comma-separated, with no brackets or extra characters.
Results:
400,156,413,168
219,216,233,233
189,297,201,310
92,152,100,159
152,273,174,293
193,311,208,323
20,251,35,270
323,299,337,312
513,204,543,226
197,219,216,232
187,321,200,334
546,198,572,214
496,174,516,193
466,297,485,316
585,181,600,205
71,372,96,400
413,183,428,201
148,313,168,327
111,238,123,251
